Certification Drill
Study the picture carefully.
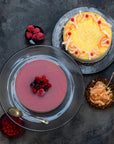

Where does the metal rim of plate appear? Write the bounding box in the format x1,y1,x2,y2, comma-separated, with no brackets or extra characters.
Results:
52,7,114,74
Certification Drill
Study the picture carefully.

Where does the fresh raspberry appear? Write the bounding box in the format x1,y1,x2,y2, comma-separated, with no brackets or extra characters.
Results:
71,18,74,21
38,88,45,96
41,84,45,88
42,75,46,79
32,33,37,41
75,51,78,54
35,76,40,81
48,83,52,88
68,32,71,36
37,32,45,40
33,89,37,93
33,28,40,34
27,25,34,32
43,79,48,84
98,20,101,24
25,32,32,39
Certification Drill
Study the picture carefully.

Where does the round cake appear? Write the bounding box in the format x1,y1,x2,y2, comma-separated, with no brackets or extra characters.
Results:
62,11,112,62
15,60,67,113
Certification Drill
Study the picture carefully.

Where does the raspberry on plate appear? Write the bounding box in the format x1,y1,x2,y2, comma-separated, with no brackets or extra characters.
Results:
33,28,40,34
25,25,45,44
25,32,32,39
27,25,34,32
37,32,45,40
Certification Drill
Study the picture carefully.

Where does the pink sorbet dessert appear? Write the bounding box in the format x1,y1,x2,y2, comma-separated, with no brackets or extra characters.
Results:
15,60,67,112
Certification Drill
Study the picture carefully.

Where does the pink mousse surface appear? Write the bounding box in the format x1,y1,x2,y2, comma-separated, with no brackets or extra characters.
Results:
15,60,67,112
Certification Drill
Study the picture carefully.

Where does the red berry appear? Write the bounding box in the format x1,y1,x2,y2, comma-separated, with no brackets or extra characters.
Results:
37,32,45,40
33,89,37,93
43,79,48,84
38,88,45,96
27,25,34,32
32,33,37,41
71,18,74,21
41,84,45,88
25,32,32,39
106,40,109,44
42,75,46,79
33,28,40,34
48,83,52,88
90,53,94,56
98,20,101,24
85,14,89,18
0,114,24,137
35,76,39,80
68,32,71,35
75,51,78,54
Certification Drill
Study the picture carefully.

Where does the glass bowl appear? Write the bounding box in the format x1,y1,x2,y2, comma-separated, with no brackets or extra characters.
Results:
0,45,84,131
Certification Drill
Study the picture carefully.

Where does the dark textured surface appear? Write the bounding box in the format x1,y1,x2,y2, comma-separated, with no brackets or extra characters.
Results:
0,0,114,144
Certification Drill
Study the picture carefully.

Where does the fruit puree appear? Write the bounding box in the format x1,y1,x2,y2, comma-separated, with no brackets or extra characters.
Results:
15,60,67,112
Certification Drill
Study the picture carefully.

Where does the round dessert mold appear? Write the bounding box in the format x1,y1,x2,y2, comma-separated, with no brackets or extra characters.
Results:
0,45,84,131
85,78,114,110
52,7,114,74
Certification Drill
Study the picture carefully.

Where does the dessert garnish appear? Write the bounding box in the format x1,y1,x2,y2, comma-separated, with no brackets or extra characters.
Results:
89,81,113,106
30,75,52,96
0,113,24,137
62,11,112,61
85,78,114,109
25,25,45,44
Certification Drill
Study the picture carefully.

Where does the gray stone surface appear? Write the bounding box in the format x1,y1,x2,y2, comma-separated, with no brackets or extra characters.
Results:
0,0,114,144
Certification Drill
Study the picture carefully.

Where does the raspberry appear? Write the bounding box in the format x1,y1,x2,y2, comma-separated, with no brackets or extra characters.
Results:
33,89,37,93
25,32,32,39
33,28,40,34
35,76,40,81
43,79,48,84
27,25,34,32
42,75,46,79
38,88,45,96
37,32,45,40
32,33,37,41
48,83,52,88
71,18,74,21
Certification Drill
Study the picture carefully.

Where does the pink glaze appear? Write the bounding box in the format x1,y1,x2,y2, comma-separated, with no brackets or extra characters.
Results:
15,60,67,112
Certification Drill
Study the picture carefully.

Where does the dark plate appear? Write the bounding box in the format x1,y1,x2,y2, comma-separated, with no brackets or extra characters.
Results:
52,7,114,74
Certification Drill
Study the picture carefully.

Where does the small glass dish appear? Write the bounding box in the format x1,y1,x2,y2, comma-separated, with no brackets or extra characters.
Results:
85,78,114,109
0,45,84,131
